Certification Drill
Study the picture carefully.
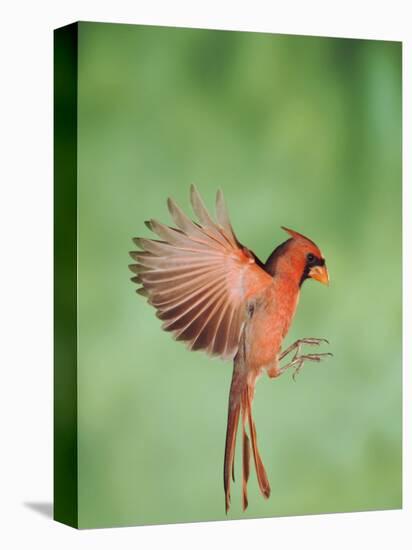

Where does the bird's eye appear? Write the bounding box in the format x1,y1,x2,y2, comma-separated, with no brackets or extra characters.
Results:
307,253,315,264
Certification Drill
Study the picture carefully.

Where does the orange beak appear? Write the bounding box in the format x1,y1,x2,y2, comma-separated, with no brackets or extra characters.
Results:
309,264,329,286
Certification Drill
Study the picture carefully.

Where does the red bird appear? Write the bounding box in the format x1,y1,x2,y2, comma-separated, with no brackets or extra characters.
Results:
130,185,331,512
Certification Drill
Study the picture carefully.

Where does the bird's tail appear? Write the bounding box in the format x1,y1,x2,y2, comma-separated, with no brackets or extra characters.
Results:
224,360,271,513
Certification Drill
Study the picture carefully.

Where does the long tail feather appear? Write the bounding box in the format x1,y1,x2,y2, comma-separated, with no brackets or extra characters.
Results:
241,405,251,510
246,390,271,499
223,398,241,514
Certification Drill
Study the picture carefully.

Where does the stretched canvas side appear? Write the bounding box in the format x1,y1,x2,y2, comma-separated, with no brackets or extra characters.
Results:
53,22,78,529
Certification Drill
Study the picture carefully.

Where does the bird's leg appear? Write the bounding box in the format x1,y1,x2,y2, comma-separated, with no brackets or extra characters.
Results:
279,351,333,381
267,339,331,380
278,338,332,381
279,337,329,362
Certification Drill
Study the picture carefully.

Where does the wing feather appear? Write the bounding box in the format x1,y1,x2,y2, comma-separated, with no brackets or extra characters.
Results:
130,186,273,360
215,189,239,247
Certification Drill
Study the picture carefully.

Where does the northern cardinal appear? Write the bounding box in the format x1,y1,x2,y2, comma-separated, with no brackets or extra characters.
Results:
130,185,331,512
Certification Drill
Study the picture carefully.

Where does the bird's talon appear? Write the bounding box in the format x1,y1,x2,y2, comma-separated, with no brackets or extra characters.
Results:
280,349,333,379
279,337,331,362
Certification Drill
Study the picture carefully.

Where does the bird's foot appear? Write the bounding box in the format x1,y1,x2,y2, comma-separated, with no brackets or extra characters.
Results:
280,352,333,381
279,337,329,362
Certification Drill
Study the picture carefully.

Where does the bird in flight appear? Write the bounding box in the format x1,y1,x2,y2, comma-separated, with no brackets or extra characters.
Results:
129,185,331,513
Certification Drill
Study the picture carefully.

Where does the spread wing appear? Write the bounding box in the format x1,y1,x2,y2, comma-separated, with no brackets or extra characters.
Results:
129,185,273,360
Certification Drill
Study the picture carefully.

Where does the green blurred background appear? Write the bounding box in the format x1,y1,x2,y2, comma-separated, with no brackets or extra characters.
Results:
76,22,401,528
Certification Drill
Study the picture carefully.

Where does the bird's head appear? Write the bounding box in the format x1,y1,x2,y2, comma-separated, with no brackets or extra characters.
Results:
266,226,329,287
280,226,329,287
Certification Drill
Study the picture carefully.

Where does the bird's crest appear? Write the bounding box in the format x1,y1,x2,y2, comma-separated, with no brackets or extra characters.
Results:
281,226,316,245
